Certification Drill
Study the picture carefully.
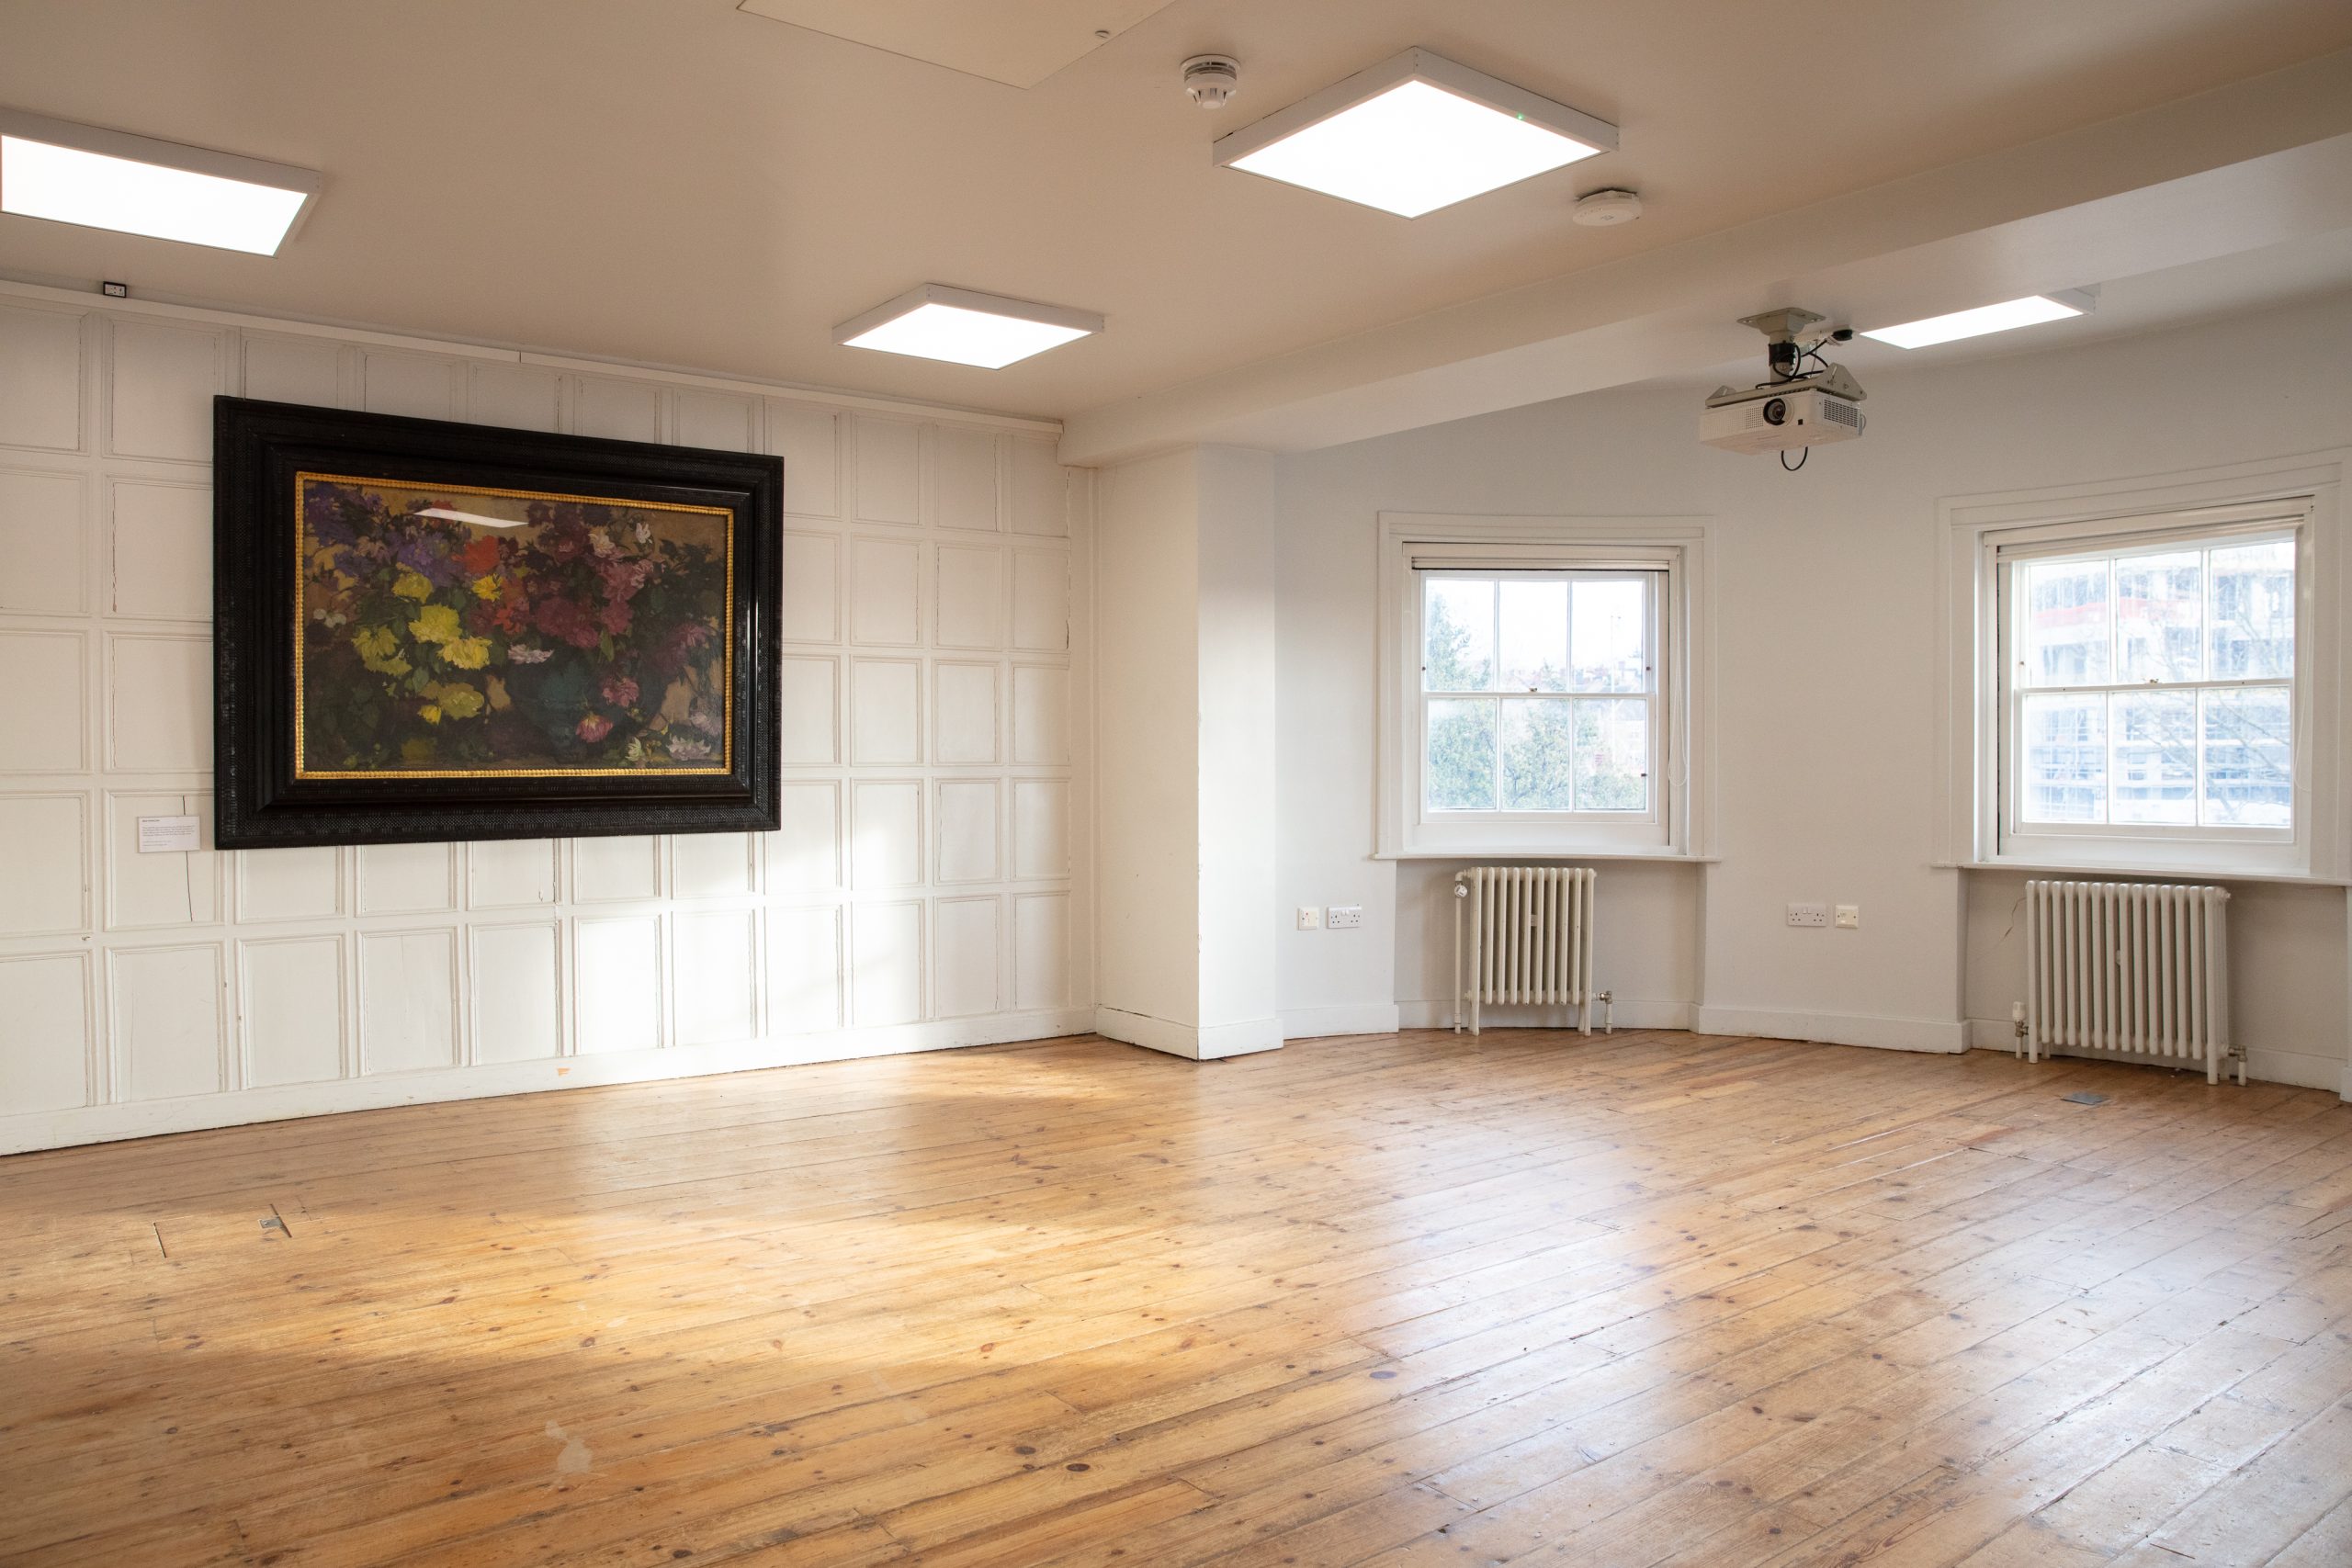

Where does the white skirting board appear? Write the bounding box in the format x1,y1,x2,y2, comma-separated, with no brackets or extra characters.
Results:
1690,1006,1967,1055
1392,997,1694,1032
0,1008,1096,1156
1302,999,1958,1052
1281,1003,1403,1040
1093,1006,1283,1060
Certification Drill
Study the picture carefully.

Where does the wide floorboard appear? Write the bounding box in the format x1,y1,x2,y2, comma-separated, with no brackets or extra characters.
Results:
3,1029,2349,1567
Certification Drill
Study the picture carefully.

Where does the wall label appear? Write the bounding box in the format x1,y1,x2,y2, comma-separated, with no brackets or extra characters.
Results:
137,815,201,853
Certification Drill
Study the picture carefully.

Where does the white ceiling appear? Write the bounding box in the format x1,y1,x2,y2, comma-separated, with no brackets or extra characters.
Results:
2,0,2349,449
732,0,1182,90
1651,226,2352,397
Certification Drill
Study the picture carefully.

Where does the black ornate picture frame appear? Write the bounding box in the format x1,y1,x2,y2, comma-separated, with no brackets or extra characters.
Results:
214,396,782,849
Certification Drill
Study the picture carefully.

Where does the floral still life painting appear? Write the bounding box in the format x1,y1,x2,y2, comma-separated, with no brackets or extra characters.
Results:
297,476,732,778
214,396,781,850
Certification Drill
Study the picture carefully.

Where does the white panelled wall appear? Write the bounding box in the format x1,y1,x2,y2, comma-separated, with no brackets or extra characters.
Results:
0,283,1092,1153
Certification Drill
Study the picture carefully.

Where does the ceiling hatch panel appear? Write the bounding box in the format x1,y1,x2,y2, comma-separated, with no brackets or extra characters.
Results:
736,0,1181,88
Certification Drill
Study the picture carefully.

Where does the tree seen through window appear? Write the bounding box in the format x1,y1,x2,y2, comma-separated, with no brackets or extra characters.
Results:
1421,573,1652,815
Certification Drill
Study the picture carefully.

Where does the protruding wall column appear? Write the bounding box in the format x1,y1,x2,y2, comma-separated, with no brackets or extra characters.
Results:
1093,446,1281,1059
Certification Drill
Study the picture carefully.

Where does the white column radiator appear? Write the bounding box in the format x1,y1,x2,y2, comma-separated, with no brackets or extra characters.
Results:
2022,879,2238,1084
1452,866,1598,1036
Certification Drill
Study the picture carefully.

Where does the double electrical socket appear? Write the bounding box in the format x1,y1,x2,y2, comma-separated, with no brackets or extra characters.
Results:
1297,906,1364,931
1788,903,1861,930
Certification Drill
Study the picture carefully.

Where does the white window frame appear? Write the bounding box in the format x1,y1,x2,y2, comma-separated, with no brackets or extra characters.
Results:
1378,513,1713,860
1939,453,2348,883
1996,509,2303,856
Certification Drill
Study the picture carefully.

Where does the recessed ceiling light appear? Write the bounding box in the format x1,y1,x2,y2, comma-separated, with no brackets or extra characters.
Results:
1860,289,2097,349
835,284,1102,369
1213,48,1616,218
0,108,319,256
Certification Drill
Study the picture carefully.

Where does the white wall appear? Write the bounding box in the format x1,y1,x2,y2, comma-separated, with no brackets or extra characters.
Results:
1962,871,2347,1092
1274,289,2352,1088
1194,446,1279,1039
1391,859,1702,1031
0,282,1092,1153
1096,450,1200,1032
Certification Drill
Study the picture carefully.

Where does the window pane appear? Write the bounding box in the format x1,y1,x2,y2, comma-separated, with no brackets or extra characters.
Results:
1425,697,1497,811
2206,539,2294,680
1569,579,1647,693
2201,687,2291,828
1423,579,1494,692
1498,699,1576,810
1573,698,1648,812
1498,581,1568,692
2109,690,2196,825
2020,693,2106,823
2018,558,2109,686
2113,550,2201,682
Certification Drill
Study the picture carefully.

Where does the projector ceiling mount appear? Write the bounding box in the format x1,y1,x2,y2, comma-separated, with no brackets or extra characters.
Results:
1699,306,1869,468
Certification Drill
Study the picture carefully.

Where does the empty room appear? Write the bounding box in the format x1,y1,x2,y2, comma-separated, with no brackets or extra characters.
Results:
5,2,2352,1564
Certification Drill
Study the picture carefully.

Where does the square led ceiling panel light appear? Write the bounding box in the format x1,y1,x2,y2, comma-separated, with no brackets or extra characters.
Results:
0,107,319,255
1214,48,1617,218
836,284,1102,368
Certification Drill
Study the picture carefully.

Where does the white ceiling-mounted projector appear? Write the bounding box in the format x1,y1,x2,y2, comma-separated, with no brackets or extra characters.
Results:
1700,308,1867,457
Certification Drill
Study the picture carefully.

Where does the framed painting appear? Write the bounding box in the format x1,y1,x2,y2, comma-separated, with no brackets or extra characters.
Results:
213,396,782,848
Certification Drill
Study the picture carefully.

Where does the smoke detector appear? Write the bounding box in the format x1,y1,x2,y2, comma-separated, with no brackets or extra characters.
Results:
1571,187,1643,227
1182,54,1240,109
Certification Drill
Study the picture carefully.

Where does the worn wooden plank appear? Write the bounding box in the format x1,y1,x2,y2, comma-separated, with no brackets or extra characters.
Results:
0,1030,2346,1566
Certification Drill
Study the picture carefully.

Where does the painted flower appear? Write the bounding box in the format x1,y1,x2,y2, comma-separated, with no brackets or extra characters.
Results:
392,568,435,601
594,557,650,598
508,645,553,664
534,594,600,649
441,636,492,670
396,534,465,585
462,536,503,575
471,573,502,601
650,620,713,676
668,738,713,761
408,603,463,645
352,626,411,677
601,674,639,707
435,682,485,719
576,712,614,744
306,498,356,549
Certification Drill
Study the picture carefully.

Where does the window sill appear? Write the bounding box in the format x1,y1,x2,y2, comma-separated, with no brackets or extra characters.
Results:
1376,849,1719,863
1939,859,2351,888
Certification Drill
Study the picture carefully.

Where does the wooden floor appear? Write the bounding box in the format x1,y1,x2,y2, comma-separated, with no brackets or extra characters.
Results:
4,1031,2350,1568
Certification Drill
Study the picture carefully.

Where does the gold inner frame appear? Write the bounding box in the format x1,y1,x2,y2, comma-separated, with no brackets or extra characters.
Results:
293,472,737,781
